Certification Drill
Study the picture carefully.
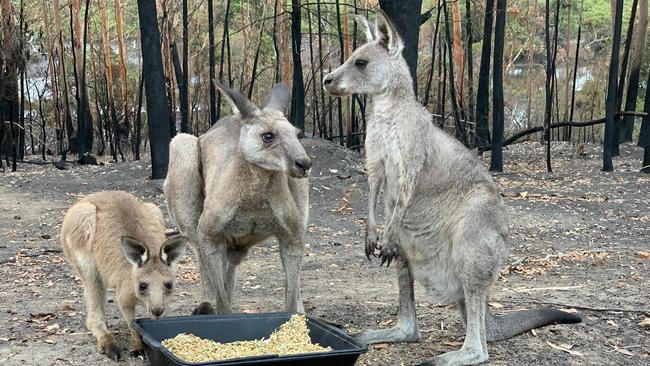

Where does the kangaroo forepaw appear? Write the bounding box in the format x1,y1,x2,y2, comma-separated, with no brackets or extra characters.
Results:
103,343,121,362
192,302,216,315
365,228,379,260
378,244,399,267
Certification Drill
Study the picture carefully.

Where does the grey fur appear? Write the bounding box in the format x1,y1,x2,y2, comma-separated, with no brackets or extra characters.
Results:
324,11,581,366
164,84,310,314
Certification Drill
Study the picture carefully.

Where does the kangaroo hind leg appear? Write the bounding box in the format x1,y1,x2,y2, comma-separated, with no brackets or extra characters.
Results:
356,258,420,344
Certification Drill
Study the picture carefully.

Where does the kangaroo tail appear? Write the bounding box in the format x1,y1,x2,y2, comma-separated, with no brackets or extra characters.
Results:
486,307,582,342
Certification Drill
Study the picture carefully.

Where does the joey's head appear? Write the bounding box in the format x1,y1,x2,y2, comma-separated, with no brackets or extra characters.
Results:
121,236,188,319
323,10,410,97
215,82,312,178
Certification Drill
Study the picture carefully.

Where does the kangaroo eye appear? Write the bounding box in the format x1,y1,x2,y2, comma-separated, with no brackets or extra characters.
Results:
164,282,173,291
138,282,148,292
354,59,368,68
261,132,274,143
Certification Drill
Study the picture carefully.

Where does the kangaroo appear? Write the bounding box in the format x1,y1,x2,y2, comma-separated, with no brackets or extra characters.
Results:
164,83,310,315
60,191,187,361
323,11,581,366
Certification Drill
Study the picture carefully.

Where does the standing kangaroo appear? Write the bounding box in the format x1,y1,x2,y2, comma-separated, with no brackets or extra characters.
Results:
323,12,581,366
60,191,187,361
164,83,310,315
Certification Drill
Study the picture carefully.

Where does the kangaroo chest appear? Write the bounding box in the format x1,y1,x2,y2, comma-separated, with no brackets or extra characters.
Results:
220,185,302,245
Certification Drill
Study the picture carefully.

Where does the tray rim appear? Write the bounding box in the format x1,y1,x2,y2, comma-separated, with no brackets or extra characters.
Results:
132,312,368,366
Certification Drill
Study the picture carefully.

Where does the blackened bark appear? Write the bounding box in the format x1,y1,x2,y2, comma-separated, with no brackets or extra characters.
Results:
475,0,494,146
208,0,217,124
216,0,231,121
642,70,650,173
290,0,305,134
489,0,506,172
443,3,469,146
569,1,583,124
613,0,638,155
379,0,423,92
171,42,187,136
181,0,189,133
137,0,172,179
603,0,624,172
465,0,475,144
135,72,144,161
423,0,442,107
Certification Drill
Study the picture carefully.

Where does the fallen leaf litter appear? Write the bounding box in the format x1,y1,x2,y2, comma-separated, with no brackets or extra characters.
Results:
161,315,332,362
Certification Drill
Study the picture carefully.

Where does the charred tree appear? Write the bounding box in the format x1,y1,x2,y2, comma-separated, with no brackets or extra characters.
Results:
290,0,305,134
475,0,494,147
622,0,648,142
180,0,189,133
379,0,423,91
613,0,638,155
642,70,650,173
603,0,624,172
208,0,217,124
489,0,506,172
215,0,232,121
443,2,469,146
137,0,172,179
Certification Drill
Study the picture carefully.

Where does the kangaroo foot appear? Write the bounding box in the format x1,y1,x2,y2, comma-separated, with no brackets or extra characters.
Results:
354,323,421,344
192,302,216,315
130,349,145,358
418,348,489,366
99,334,121,362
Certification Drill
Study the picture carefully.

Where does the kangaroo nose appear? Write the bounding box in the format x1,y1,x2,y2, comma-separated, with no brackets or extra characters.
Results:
323,75,333,86
295,158,312,173
151,308,164,318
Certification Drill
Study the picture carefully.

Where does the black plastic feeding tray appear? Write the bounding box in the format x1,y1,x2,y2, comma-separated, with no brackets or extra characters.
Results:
132,312,368,366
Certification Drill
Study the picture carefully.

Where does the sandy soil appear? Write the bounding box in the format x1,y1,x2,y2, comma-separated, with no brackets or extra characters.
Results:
0,138,648,366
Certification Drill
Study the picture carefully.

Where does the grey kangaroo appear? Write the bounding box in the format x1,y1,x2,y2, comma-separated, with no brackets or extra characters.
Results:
164,83,310,315
60,191,187,361
323,11,581,366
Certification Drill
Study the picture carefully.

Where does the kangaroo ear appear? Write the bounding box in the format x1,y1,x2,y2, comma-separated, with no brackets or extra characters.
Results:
121,236,149,268
355,15,378,42
375,9,404,56
214,81,260,119
263,84,291,116
160,235,188,267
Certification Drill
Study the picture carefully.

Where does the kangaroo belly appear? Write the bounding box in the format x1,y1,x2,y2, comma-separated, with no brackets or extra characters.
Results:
409,254,463,305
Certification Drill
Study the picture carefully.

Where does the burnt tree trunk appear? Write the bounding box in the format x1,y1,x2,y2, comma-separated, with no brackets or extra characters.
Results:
216,0,232,121
489,0,506,172
475,0,495,147
613,0,638,155
622,0,648,142
642,69,650,173
181,0,189,133
207,0,217,124
379,0,423,92
290,0,305,134
603,0,624,172
137,0,172,179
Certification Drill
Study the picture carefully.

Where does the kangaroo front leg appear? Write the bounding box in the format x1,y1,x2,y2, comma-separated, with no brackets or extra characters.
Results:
223,248,249,305
356,258,420,344
77,262,120,361
278,234,304,313
116,295,143,358
195,237,232,313
365,173,383,259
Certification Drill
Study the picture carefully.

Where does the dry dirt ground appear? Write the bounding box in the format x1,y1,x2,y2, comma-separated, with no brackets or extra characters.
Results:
0,138,648,366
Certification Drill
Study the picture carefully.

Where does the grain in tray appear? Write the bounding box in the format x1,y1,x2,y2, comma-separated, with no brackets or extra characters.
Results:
161,315,332,362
